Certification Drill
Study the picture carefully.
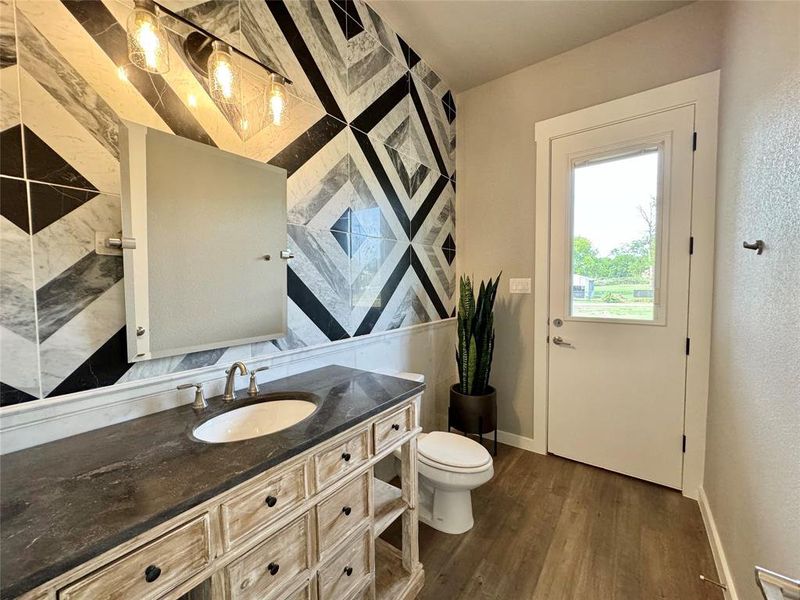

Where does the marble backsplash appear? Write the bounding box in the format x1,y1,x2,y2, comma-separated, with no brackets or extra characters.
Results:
0,0,456,405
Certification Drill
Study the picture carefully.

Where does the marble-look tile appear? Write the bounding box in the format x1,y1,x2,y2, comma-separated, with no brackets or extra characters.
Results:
162,0,240,48
38,281,126,395
410,73,453,177
0,180,39,401
282,297,332,349
283,0,349,118
1,0,21,177
18,68,120,193
287,224,351,338
381,268,435,331
15,2,130,159
240,0,324,112
0,176,29,235
413,243,455,317
27,182,100,235
0,326,41,403
36,251,123,342
350,234,409,333
0,180,36,334
345,28,408,124
32,190,121,286
23,126,96,190
0,0,16,68
349,127,441,240
0,64,23,178
348,0,405,63
286,126,350,230
411,174,454,247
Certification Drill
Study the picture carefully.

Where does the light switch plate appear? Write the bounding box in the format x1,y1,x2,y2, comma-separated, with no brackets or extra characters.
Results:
510,278,531,294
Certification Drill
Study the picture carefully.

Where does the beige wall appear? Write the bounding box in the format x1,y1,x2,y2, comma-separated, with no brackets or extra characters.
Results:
704,2,800,598
455,1,724,438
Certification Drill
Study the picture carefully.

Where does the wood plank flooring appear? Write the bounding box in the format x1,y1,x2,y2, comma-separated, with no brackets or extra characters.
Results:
382,443,723,600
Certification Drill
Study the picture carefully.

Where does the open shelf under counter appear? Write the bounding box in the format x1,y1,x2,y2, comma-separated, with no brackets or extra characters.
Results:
373,478,408,537
374,538,424,600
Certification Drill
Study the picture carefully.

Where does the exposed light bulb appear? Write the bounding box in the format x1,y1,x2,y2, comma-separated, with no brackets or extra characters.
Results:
126,0,169,74
207,41,239,105
187,93,198,108
117,65,129,82
268,74,289,126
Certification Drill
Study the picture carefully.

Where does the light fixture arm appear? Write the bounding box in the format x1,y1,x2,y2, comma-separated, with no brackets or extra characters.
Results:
148,0,292,85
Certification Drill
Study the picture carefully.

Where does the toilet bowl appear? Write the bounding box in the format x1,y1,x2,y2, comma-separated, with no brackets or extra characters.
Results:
407,431,494,534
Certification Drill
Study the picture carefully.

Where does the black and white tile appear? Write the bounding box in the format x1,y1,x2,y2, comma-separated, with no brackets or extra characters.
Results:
0,0,456,404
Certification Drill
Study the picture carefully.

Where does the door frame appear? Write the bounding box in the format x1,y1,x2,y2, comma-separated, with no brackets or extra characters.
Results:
532,71,720,499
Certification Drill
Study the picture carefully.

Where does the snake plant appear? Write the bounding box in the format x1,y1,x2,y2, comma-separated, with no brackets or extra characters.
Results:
456,273,500,395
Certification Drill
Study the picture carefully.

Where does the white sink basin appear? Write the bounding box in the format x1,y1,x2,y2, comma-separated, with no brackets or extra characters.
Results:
193,400,316,443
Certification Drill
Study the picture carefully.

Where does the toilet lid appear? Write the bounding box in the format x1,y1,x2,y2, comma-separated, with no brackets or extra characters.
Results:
417,432,492,470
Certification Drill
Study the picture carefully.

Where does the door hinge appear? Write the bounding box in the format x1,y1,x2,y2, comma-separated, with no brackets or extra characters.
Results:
682,435,687,453
686,337,691,355
689,236,694,255
692,131,697,151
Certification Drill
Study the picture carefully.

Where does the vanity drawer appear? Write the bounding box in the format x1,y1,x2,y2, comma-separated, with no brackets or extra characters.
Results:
281,579,313,600
317,528,371,600
373,405,413,453
221,463,307,548
317,472,371,555
313,428,369,490
226,513,312,600
345,577,375,600
58,514,211,600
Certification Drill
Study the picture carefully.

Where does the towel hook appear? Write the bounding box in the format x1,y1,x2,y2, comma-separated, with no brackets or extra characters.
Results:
742,240,764,255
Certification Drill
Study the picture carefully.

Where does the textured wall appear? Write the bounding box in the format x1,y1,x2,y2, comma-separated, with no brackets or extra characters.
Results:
0,0,456,405
704,2,800,597
456,1,723,438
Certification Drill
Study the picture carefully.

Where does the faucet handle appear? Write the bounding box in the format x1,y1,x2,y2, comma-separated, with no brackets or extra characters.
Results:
248,366,270,396
177,382,207,412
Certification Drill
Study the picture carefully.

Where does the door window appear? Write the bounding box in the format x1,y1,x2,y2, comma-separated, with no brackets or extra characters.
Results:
569,147,663,322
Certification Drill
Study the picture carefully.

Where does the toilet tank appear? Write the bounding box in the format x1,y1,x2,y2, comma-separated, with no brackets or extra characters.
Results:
373,370,425,427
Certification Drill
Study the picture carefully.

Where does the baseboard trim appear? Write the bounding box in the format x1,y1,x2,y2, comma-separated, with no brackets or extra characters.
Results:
497,430,544,454
698,486,739,600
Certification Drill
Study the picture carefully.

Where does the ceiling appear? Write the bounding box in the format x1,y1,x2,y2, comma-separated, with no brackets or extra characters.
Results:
371,0,693,93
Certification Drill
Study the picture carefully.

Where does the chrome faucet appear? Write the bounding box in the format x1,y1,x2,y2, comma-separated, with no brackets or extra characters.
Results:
223,361,248,402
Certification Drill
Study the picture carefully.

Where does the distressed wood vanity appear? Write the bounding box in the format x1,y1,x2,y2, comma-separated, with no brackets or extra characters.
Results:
1,367,424,600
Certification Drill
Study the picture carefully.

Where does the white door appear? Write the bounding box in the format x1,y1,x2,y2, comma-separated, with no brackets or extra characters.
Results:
547,106,695,489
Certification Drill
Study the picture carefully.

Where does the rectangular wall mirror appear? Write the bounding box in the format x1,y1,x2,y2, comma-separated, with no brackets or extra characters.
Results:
118,122,288,362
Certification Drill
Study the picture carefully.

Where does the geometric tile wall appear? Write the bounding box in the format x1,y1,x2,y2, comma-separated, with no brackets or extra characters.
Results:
0,0,456,405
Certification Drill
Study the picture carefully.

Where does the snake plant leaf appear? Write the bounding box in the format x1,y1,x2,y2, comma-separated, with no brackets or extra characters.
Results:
455,273,501,396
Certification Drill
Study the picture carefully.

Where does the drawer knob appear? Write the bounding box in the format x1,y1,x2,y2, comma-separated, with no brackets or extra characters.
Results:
265,495,278,507
341,452,351,462
342,506,352,516
267,562,280,576
344,566,354,577
391,423,400,431
144,565,161,583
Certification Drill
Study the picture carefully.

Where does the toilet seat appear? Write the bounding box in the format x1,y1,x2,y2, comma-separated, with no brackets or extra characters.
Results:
417,432,492,474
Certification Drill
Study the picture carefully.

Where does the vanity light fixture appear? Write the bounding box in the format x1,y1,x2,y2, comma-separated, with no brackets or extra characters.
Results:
126,0,169,74
267,73,289,126
207,41,240,105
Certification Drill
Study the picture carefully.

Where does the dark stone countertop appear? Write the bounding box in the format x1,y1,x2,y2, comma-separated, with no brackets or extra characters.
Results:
0,366,424,599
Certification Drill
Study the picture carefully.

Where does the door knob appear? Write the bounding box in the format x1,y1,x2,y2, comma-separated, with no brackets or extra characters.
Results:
552,336,574,348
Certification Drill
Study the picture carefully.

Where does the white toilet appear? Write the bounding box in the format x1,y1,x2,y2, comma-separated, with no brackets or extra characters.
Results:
408,431,494,534
380,371,494,535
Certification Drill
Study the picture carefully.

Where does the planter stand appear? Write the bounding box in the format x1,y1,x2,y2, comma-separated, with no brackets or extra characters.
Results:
448,385,498,456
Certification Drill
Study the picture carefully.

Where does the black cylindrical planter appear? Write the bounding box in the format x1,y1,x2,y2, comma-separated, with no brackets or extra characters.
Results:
449,385,497,455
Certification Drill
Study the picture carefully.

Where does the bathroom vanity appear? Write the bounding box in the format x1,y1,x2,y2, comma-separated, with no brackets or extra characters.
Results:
0,367,424,600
